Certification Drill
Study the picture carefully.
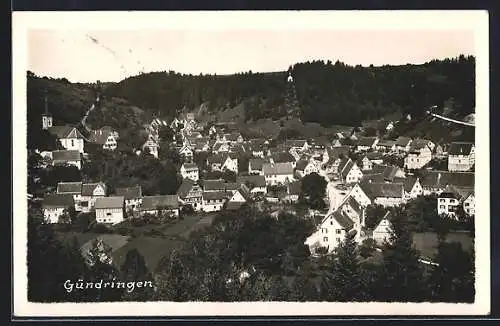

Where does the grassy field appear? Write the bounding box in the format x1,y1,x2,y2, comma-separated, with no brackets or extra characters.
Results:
412,231,473,259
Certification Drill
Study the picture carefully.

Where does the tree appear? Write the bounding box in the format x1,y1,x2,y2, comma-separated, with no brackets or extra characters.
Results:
120,249,154,301
364,204,387,230
158,125,174,142
299,173,327,209
376,208,428,301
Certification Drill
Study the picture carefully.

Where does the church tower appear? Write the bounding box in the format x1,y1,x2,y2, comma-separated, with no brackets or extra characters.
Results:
41,90,53,130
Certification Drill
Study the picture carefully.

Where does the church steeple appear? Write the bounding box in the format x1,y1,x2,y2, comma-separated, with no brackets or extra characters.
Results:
42,89,53,130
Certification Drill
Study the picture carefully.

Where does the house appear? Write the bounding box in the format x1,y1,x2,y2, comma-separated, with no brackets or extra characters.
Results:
322,146,350,173
56,181,83,211
88,128,118,151
437,192,461,218
180,162,199,182
212,142,231,154
179,144,194,161
365,151,385,165
413,138,435,152
394,137,412,153
359,181,405,207
42,194,75,224
356,137,379,152
375,139,396,152
207,154,238,173
381,165,405,182
48,126,85,153
237,175,267,195
226,185,251,210
434,143,448,158
462,191,475,216
202,191,230,212
284,181,301,204
372,211,394,245
142,135,159,158
360,156,373,171
437,186,475,218
248,158,267,175
223,132,244,144
339,196,365,237
338,158,363,184
51,150,82,170
295,159,319,178
448,142,475,172
192,137,210,152
139,195,180,217
284,140,310,152
262,162,294,186
115,186,143,213
304,210,356,254
95,196,125,225
247,139,267,158
177,179,203,211
419,171,474,195
402,176,423,200
404,142,432,170
79,182,107,213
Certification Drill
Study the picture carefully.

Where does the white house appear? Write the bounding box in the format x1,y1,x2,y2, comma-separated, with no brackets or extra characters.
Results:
448,142,475,172
95,196,125,225
51,150,82,170
248,158,267,175
180,162,199,182
177,179,203,211
139,195,180,217
208,154,238,173
404,143,432,170
202,191,230,212
338,159,363,184
356,137,379,152
89,128,118,151
372,211,394,245
304,210,356,255
237,175,267,195
179,144,194,161
295,159,320,178
222,154,239,173
463,191,475,216
115,185,143,213
360,181,405,207
285,140,310,152
375,139,396,152
437,192,461,218
42,194,75,224
79,182,107,213
48,126,85,153
394,136,412,153
142,134,159,158
402,177,423,200
263,162,294,186
360,156,373,171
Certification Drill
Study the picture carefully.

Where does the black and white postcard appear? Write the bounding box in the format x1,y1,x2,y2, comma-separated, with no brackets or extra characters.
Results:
12,10,490,317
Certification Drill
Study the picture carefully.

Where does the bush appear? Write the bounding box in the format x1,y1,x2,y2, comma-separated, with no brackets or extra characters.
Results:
359,238,376,258
92,223,113,234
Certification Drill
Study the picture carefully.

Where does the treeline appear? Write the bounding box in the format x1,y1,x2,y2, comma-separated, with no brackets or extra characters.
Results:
104,55,475,126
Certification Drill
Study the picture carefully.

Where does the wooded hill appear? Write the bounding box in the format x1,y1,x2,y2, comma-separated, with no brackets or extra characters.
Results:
104,55,475,127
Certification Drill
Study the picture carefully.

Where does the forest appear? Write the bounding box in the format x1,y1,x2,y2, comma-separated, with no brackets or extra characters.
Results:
103,55,475,126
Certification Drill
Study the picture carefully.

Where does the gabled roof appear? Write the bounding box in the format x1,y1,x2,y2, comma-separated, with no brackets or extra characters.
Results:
182,162,198,171
448,142,474,156
395,136,412,147
140,195,179,210
81,182,106,196
94,196,124,209
207,153,226,164
271,151,295,163
409,139,432,152
43,194,75,207
115,185,142,200
327,146,350,160
176,179,197,198
365,151,385,160
287,181,302,195
377,139,395,147
48,126,84,139
330,210,355,230
360,181,404,199
357,137,378,147
419,171,474,189
203,191,231,201
203,179,226,191
382,166,401,181
237,175,266,188
263,162,294,175
401,176,418,192
52,150,81,162
344,196,362,215
249,158,267,170
57,181,82,194
89,129,116,145
295,159,308,171
225,182,240,191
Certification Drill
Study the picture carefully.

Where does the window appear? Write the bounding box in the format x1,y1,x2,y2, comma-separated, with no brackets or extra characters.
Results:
440,205,445,209
71,139,75,147
465,202,470,207
106,213,111,216
323,237,328,242
337,238,341,243
330,221,333,225
439,199,446,203
336,229,342,234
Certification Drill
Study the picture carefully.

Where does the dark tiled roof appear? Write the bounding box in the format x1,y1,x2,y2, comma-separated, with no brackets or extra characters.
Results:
395,136,412,147
327,146,350,160
448,142,474,155
345,196,362,214
249,158,267,170
402,176,418,192
237,175,266,188
295,159,308,171
420,171,474,189
52,150,81,162
263,162,294,175
182,162,198,171
377,139,395,147
140,195,179,210
176,179,197,198
357,137,377,147
94,196,124,209
287,181,302,195
203,191,231,201
81,182,106,196
203,179,226,191
207,154,226,164
339,159,355,179
115,185,142,199
43,194,75,207
360,182,404,199
331,211,354,230
57,182,82,194
48,126,84,139
271,152,295,163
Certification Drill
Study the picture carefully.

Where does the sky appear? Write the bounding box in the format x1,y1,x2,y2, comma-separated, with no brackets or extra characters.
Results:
28,29,475,83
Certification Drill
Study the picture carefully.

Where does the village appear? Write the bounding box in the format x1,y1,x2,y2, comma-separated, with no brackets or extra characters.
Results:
31,74,476,261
